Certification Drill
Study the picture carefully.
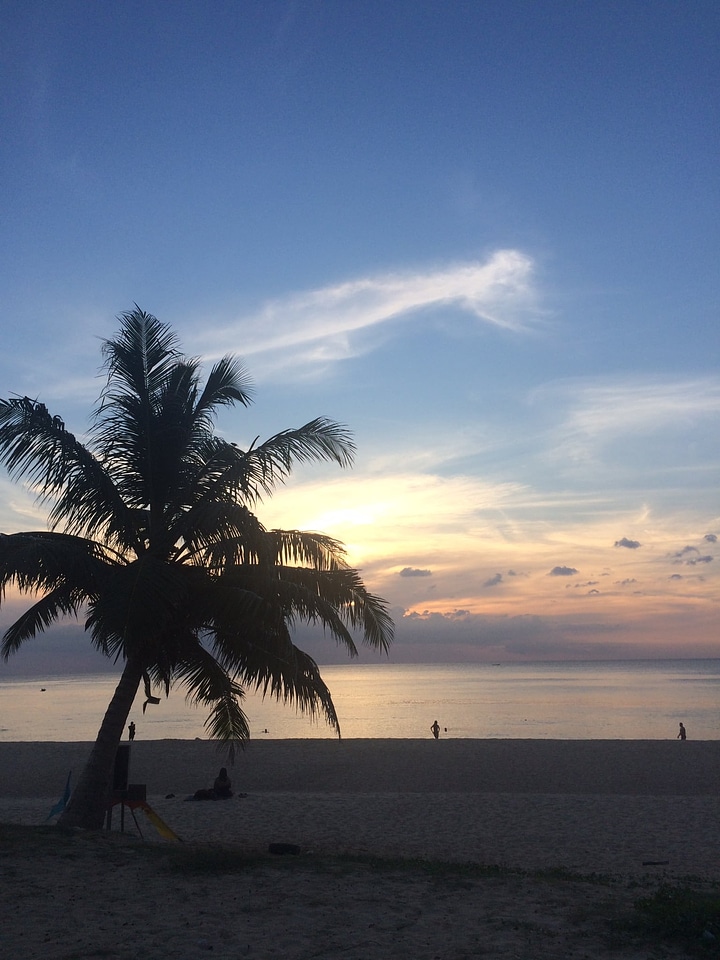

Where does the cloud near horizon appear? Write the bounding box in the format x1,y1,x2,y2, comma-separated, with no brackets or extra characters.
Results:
192,250,540,377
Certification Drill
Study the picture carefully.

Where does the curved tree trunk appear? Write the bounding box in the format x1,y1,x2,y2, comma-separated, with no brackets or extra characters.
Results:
58,657,143,830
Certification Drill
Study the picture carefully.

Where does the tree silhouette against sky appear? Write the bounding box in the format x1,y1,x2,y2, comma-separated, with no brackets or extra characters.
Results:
0,309,393,828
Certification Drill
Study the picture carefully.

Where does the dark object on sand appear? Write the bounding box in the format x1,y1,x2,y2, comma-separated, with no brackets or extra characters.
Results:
113,745,131,792
268,842,301,856
191,788,216,800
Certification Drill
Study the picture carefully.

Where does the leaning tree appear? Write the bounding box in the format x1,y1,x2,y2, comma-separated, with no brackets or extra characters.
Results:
0,308,393,828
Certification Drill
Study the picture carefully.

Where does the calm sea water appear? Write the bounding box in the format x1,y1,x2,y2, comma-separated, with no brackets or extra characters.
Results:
0,660,718,742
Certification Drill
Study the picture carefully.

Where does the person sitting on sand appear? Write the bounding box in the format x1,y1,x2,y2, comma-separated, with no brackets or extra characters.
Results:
213,767,233,798
430,719,440,740
188,767,234,800
677,722,687,740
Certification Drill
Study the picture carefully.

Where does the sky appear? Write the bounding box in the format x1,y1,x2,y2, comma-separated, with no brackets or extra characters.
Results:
0,0,718,675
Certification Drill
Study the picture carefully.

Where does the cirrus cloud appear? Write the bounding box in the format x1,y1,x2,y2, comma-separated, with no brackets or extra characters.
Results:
192,250,541,379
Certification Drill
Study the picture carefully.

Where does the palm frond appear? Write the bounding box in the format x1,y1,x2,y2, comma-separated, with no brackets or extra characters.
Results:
99,307,180,403
0,531,114,597
186,569,344,731
1,586,85,659
192,355,254,427
92,309,190,520
161,418,355,521
204,696,250,761
211,565,356,658
231,418,355,502
228,561,393,655
268,529,348,570
85,555,200,662
172,647,250,759
0,531,116,660
234,636,341,735
168,501,269,568
0,400,137,548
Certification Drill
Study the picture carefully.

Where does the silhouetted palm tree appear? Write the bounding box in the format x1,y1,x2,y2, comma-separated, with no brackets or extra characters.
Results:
0,309,393,828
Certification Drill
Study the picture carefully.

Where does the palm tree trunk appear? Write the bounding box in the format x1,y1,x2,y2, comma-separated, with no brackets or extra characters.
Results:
58,657,143,830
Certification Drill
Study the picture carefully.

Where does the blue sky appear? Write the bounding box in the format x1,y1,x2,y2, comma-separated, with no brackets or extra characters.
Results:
1,1,718,673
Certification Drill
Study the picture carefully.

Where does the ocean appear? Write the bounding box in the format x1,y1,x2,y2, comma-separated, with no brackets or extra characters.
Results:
0,659,718,742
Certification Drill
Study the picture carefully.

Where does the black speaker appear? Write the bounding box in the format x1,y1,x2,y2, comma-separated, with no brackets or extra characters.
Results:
113,744,131,791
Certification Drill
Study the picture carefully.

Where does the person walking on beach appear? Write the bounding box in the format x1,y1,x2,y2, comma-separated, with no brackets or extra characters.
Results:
677,722,687,740
128,721,136,741
430,719,441,740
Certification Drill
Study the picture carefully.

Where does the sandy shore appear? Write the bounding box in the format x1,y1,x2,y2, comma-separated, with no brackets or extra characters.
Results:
4,737,720,798
1,739,718,958
1,738,718,876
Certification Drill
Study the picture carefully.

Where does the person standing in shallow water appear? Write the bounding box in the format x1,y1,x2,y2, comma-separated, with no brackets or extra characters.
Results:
678,722,687,740
128,721,136,741
430,719,440,740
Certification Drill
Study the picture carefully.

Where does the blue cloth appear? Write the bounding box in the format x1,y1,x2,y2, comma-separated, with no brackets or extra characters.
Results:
45,771,72,821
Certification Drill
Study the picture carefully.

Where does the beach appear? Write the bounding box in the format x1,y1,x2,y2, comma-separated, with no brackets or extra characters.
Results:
1,739,718,958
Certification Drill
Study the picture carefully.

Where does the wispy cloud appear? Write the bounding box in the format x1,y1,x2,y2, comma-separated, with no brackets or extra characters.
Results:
0,480,50,533
536,376,720,469
191,250,540,377
560,377,720,439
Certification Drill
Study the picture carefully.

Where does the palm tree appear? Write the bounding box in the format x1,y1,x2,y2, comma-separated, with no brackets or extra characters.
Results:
0,308,393,829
